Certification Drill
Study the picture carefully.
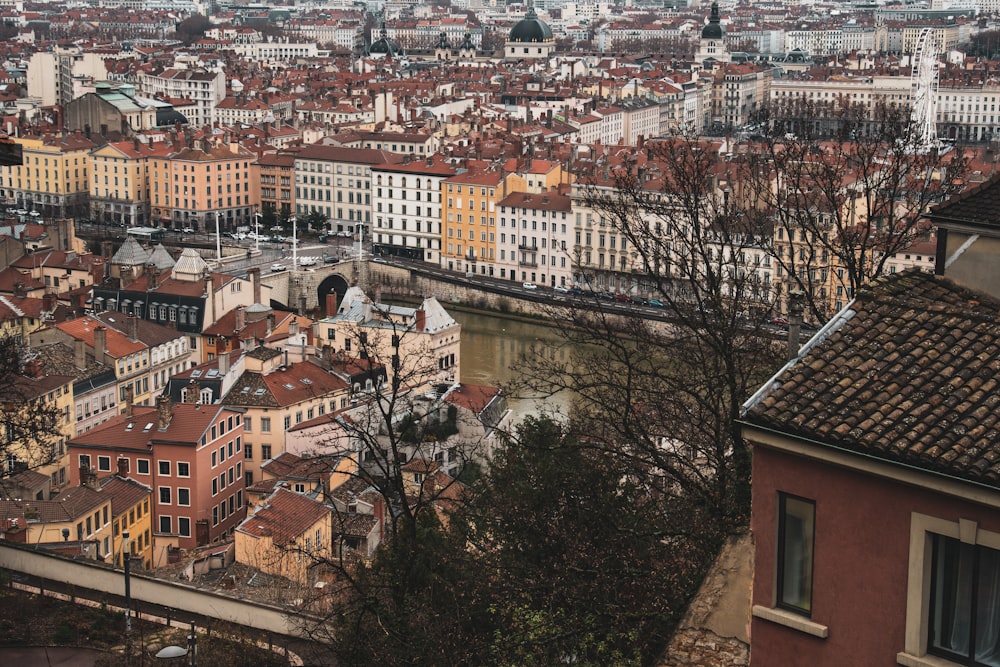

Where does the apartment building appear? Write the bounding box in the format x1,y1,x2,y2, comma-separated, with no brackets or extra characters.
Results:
254,152,296,220
68,397,247,554
440,169,504,275
222,346,350,485
1,132,97,220
137,68,225,128
496,190,574,287
148,137,257,233
371,155,455,264
293,144,403,237
90,138,172,228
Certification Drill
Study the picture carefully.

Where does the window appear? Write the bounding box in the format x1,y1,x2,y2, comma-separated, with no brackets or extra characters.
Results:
158,461,170,476
159,516,171,533
159,487,171,504
261,444,272,460
98,456,111,471
777,493,815,615
177,462,190,477
929,534,1000,665
177,488,190,506
178,517,191,537
261,418,271,433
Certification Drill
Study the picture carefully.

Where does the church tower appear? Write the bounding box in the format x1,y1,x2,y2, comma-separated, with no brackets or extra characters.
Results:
696,2,729,69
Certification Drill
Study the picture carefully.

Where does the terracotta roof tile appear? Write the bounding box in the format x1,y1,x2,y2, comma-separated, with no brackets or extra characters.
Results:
237,487,329,546
744,270,1000,487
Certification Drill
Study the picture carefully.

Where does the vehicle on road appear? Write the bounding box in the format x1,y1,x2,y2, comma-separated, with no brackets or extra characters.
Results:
648,299,665,308
322,253,337,264
270,263,288,272
614,294,632,303
553,285,569,293
182,227,195,234
770,316,790,328
297,256,317,266
522,282,537,290
372,257,386,263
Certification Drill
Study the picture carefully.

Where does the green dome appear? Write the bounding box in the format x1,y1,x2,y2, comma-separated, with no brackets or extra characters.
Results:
509,7,553,43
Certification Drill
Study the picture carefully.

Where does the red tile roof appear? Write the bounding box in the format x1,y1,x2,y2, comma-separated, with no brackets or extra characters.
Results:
238,487,329,546
743,271,1000,487
69,403,237,451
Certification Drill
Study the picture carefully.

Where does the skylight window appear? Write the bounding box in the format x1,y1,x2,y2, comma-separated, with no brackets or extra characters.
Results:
255,388,266,395
301,378,312,385
207,369,219,378
241,386,251,393
143,423,153,432
192,370,203,378
284,383,295,390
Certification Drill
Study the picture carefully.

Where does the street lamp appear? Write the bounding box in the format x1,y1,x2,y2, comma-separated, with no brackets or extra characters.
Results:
123,530,132,635
253,210,262,253
214,211,222,263
154,620,196,666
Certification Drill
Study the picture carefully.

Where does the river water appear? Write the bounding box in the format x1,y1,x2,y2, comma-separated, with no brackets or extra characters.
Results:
451,308,573,419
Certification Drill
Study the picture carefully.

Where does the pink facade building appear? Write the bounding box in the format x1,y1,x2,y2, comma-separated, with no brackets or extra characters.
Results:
68,395,246,552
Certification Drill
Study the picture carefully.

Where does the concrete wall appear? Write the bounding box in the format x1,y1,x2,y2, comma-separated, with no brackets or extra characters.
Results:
0,541,316,640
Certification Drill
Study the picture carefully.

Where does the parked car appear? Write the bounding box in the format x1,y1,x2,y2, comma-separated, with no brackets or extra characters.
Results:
182,227,195,234
553,285,569,293
297,256,317,266
614,294,632,303
770,316,790,328
647,299,665,308
270,263,288,272
322,253,338,264
522,282,537,290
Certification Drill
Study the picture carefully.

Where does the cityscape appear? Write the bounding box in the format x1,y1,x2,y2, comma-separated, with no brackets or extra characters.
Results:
0,0,999,665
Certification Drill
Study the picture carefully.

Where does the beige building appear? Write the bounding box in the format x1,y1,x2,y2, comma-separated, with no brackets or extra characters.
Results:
316,286,461,391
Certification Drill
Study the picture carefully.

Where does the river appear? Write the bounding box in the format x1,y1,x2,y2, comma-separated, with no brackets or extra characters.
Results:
451,308,574,419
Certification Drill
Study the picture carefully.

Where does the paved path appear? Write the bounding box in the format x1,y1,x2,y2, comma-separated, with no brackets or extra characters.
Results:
0,647,106,666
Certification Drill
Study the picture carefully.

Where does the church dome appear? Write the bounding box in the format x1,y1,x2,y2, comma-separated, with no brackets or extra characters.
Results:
509,7,553,43
367,22,403,58
701,2,724,40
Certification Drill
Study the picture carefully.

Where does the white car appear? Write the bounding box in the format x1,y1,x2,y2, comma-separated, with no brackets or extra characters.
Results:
182,227,195,234
270,263,288,272
553,285,569,293
522,282,538,290
297,256,317,266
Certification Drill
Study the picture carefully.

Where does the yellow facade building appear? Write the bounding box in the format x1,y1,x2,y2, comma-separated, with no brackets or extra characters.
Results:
1,132,97,219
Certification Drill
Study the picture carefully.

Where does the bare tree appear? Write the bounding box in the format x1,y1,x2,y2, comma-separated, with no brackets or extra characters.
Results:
746,102,969,321
0,335,66,496
514,137,784,526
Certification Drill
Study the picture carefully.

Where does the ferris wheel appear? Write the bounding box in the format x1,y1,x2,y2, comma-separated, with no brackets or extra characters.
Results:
910,28,940,150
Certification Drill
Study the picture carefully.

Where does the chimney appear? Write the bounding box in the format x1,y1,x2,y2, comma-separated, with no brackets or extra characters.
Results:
94,326,107,365
266,313,275,336
101,240,113,260
42,292,56,312
75,338,87,370
235,306,246,331
127,315,139,341
147,266,159,290
325,292,338,316
219,350,230,376
248,267,261,304
289,318,299,338
156,394,172,430
124,385,133,418
415,308,426,331
81,463,99,490
185,379,201,403
117,457,128,477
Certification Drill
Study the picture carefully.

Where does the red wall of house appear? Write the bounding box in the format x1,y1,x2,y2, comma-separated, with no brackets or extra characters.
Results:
750,445,1000,667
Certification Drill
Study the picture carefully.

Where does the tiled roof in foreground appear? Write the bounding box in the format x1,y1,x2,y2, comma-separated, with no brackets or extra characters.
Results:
743,270,1000,487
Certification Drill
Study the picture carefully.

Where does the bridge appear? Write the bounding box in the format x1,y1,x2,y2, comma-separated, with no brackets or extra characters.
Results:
259,263,358,315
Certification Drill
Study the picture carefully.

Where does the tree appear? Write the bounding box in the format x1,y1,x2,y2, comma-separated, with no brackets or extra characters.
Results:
747,102,969,322
514,136,783,527
461,416,723,666
173,14,210,45
0,335,65,496
292,292,493,664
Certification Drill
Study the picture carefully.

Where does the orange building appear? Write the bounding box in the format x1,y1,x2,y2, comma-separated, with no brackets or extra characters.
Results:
149,137,258,233
253,152,295,222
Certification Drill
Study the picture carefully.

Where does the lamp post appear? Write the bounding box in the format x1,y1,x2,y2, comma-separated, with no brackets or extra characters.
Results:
123,530,132,635
214,211,222,263
253,210,262,253
291,215,298,270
